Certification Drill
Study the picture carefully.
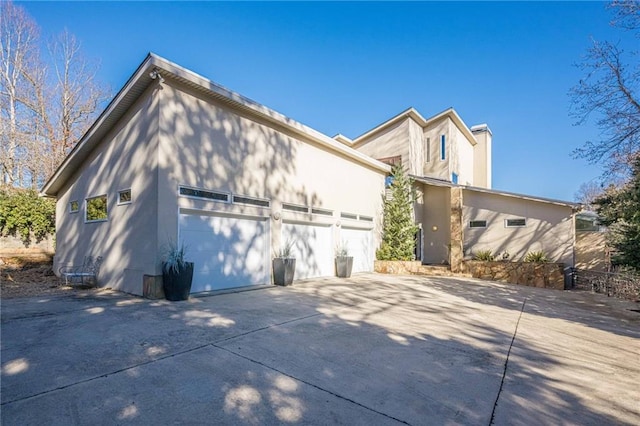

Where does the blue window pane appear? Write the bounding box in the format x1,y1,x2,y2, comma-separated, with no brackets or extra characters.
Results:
385,176,394,187
441,135,446,160
452,173,458,184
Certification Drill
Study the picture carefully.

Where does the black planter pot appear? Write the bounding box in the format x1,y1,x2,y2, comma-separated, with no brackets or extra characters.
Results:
335,256,354,278
273,258,296,286
162,262,194,301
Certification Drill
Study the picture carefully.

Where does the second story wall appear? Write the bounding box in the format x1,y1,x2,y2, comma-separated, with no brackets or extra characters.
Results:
353,118,411,170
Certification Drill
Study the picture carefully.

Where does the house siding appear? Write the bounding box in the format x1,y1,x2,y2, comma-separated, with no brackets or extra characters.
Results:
353,118,411,168
54,84,160,295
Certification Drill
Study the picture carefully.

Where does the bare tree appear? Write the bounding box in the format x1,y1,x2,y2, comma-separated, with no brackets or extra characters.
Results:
570,1,640,179
0,1,109,189
574,181,604,210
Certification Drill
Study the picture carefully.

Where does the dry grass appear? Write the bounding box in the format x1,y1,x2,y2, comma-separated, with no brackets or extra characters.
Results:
0,257,75,299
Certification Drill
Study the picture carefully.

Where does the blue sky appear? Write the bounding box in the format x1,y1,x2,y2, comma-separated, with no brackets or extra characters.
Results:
20,1,629,201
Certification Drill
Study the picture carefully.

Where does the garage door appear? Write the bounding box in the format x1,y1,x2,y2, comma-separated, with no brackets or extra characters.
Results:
179,213,269,293
341,228,374,273
282,222,333,279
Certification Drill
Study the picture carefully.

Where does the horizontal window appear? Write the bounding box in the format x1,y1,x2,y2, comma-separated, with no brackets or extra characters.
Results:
118,189,132,205
359,215,374,222
179,186,229,202
340,212,358,220
469,220,487,228
505,218,526,228
311,207,333,216
69,200,79,213
86,195,107,222
232,195,270,208
282,203,308,213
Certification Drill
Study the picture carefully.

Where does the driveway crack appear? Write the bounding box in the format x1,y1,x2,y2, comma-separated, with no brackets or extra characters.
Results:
489,297,527,425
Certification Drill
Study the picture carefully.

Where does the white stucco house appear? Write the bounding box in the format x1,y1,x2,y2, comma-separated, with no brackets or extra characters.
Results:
41,54,579,295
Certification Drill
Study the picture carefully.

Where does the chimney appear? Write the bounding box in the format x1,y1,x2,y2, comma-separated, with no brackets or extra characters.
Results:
471,124,492,189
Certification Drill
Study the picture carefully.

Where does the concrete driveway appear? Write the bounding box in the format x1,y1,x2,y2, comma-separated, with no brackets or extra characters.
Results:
1,274,639,425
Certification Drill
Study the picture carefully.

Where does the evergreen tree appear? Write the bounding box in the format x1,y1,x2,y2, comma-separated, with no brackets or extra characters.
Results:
376,165,419,261
594,156,640,270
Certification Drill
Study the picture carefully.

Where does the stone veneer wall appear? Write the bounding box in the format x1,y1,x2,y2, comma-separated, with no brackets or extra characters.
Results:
464,261,565,290
374,260,423,275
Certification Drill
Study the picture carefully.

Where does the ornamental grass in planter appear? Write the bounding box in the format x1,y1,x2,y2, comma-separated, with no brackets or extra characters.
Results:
273,240,296,286
335,242,353,278
162,241,194,301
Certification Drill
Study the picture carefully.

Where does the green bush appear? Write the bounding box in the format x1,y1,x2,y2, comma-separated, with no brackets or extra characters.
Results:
524,250,549,263
472,249,494,261
0,187,55,245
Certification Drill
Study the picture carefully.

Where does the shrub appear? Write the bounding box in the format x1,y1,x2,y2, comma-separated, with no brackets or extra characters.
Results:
524,250,549,263
473,249,494,261
0,187,55,246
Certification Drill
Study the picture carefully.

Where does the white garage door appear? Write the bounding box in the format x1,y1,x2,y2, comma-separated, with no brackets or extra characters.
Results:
341,228,374,273
179,213,269,293
282,222,333,279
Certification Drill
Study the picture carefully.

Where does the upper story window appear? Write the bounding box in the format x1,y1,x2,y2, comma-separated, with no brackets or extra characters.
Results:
86,195,108,222
425,137,431,162
452,172,459,184
69,200,79,213
118,189,132,205
440,135,446,161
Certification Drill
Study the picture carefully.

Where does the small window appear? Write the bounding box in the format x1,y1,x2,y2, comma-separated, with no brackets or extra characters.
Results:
469,220,487,228
69,200,79,213
179,186,229,202
85,195,108,222
118,189,132,205
311,207,333,216
385,176,395,188
340,212,358,220
505,218,527,228
359,215,374,222
232,195,270,208
452,173,459,184
282,203,308,213
441,135,446,161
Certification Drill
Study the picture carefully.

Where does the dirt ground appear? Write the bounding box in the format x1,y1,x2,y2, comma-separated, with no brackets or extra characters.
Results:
0,258,79,299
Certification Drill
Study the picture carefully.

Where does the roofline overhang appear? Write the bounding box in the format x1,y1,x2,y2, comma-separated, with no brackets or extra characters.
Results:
41,53,390,197
411,175,581,210
351,107,477,149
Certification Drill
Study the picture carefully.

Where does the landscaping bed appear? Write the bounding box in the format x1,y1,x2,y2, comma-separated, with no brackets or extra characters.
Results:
0,258,72,298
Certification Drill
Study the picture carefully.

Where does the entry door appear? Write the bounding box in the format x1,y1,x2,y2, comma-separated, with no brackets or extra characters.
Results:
340,228,373,273
281,222,333,279
179,213,270,293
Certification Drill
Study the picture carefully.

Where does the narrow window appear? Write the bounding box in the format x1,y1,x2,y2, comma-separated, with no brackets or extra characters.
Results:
505,218,527,228
452,172,459,184
282,203,308,213
425,137,431,162
311,207,333,216
85,195,108,222
118,189,132,205
232,195,270,208
359,215,374,222
179,186,229,202
441,135,446,160
69,200,79,213
340,212,358,220
469,220,487,228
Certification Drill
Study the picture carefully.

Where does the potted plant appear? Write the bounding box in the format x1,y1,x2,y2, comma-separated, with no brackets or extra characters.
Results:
273,240,296,286
162,241,194,301
335,241,353,278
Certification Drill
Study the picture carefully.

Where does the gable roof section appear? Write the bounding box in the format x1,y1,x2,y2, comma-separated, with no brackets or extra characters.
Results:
41,53,390,197
412,175,581,210
351,107,477,149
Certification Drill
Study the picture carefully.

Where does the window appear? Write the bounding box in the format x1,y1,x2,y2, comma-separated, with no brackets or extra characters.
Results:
425,137,431,162
282,203,308,213
385,176,394,188
232,195,270,208
85,195,108,222
440,135,446,160
179,186,229,202
377,155,402,167
505,218,527,228
311,207,333,216
452,173,459,184
340,212,358,220
69,200,79,213
469,220,487,228
118,189,132,205
359,215,374,222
